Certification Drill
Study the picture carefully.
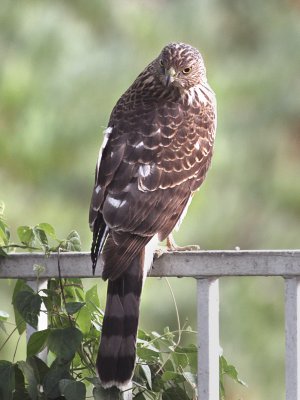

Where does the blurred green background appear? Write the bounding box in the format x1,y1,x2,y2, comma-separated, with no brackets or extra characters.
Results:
1,0,300,398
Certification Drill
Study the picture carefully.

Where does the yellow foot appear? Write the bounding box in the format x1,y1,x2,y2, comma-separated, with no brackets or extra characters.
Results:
166,234,200,252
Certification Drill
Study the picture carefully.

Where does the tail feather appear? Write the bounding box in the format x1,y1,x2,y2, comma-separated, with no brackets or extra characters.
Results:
97,249,144,389
91,214,108,275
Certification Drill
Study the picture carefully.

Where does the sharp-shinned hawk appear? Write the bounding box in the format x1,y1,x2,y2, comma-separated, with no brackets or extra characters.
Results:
89,42,217,390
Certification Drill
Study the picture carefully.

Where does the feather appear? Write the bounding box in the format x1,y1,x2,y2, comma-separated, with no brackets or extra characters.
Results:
89,42,217,390
97,249,145,388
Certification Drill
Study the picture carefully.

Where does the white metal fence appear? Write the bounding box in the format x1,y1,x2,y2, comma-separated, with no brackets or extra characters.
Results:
1,250,300,399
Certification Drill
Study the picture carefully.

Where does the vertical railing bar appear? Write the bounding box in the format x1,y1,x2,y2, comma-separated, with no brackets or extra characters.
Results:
26,279,48,362
285,277,300,400
197,277,220,400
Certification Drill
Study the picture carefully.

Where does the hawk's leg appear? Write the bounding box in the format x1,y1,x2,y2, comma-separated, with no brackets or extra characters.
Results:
154,234,200,259
166,233,200,251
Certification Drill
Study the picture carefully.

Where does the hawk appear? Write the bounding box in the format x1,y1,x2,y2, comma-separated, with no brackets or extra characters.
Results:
89,42,217,390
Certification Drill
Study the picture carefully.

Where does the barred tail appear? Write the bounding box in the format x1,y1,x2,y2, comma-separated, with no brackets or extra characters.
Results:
97,250,144,389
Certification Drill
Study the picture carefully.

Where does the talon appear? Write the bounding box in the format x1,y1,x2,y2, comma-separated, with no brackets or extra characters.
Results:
154,248,166,259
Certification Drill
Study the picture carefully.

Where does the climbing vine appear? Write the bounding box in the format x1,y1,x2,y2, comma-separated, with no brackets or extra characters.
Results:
0,203,246,399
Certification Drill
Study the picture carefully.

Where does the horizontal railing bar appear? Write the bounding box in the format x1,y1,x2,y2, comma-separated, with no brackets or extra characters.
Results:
0,250,300,279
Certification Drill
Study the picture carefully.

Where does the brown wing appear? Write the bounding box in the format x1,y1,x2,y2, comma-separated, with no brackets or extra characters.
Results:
89,86,216,280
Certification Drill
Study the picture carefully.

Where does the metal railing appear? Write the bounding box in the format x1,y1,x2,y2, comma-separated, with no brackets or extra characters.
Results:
1,250,300,400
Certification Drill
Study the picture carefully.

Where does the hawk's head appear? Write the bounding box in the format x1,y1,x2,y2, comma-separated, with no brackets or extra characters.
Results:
155,42,207,90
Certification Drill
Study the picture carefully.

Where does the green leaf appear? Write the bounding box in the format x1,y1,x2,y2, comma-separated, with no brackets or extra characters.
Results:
0,246,8,257
76,305,91,335
33,227,48,248
74,284,85,301
0,205,10,250
14,363,31,400
220,355,247,387
0,201,5,216
66,230,81,251
42,280,61,310
137,329,151,342
85,376,101,386
140,363,152,389
182,371,196,388
133,394,147,400
220,379,225,400
177,343,198,354
161,371,185,383
137,341,160,353
65,301,85,315
17,226,35,246
18,361,38,400
37,223,56,239
137,347,160,362
59,379,86,400
0,219,10,246
162,387,190,400
12,280,27,334
27,329,50,357
151,375,164,392
13,290,42,329
0,310,9,321
171,351,189,369
27,356,49,384
43,361,71,399
178,344,197,373
60,230,81,251
220,354,228,372
48,327,83,362
163,326,175,341
163,359,175,372
85,285,100,311
63,278,84,302
0,361,15,400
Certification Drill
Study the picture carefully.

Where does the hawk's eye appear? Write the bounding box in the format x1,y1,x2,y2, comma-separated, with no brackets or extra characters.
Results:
159,59,164,67
182,67,192,74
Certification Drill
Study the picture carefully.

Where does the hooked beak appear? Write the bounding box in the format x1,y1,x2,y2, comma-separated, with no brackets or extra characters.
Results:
164,67,176,87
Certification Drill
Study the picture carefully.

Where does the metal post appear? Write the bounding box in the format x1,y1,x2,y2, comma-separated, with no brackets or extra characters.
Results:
197,278,219,400
285,277,300,400
26,279,48,362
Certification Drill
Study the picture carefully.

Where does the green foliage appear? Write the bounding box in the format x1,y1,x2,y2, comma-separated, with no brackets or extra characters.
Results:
0,214,81,256
27,330,50,358
15,224,81,254
59,379,86,400
13,289,42,330
219,356,247,399
12,280,29,335
1,2,300,398
0,361,15,400
0,202,10,257
0,209,245,398
48,327,83,363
